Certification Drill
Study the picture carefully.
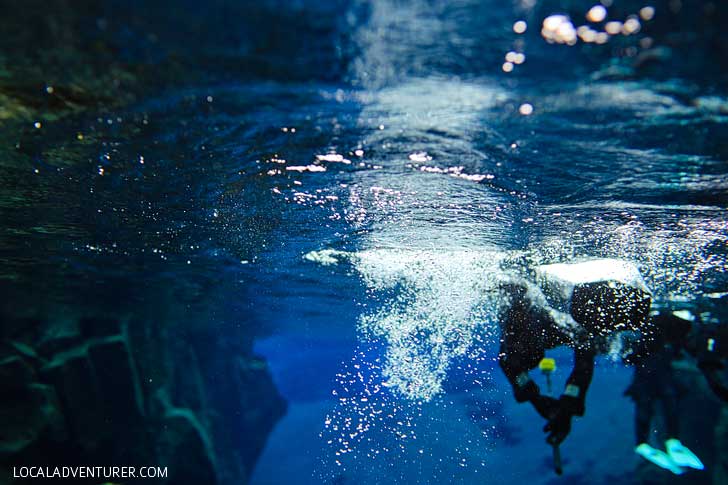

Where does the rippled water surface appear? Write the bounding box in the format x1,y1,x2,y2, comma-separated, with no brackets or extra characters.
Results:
2,0,728,483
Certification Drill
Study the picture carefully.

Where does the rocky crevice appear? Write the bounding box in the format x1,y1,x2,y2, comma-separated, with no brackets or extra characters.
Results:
0,311,286,485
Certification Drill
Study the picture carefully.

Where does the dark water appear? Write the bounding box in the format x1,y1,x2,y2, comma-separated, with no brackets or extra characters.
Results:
1,0,728,484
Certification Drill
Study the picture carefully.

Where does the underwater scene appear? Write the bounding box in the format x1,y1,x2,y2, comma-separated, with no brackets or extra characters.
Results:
1,0,728,484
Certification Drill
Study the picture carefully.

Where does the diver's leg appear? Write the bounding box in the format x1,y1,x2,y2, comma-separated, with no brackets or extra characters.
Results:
662,390,679,441
634,396,652,446
633,396,684,475
663,390,704,470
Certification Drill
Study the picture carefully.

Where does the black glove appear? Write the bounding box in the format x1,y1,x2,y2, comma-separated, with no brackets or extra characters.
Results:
544,410,571,445
543,396,581,445
514,379,540,403
530,395,559,420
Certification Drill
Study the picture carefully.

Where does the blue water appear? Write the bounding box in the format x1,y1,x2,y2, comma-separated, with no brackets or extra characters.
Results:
3,0,728,483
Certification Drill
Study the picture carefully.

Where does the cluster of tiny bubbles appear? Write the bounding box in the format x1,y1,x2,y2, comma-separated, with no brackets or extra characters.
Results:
307,247,508,402
317,347,421,479
343,183,411,230
527,215,728,302
603,218,728,299
315,343,502,482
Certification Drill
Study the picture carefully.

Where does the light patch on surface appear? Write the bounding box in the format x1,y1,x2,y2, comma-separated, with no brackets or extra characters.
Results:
317,153,352,164
586,5,607,23
408,152,432,162
541,15,577,45
672,310,695,321
417,165,494,182
286,165,327,172
370,78,509,133
519,103,534,115
640,6,655,21
546,82,686,117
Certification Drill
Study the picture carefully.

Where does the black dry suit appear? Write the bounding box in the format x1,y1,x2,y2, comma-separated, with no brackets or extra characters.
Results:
686,317,728,402
622,312,690,445
622,311,728,445
499,277,652,445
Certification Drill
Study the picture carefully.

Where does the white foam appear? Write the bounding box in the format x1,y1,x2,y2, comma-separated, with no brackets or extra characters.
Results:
306,247,508,401
303,249,349,266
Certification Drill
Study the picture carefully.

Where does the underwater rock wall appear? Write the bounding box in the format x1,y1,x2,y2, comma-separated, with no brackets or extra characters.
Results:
0,308,286,485
0,1,328,482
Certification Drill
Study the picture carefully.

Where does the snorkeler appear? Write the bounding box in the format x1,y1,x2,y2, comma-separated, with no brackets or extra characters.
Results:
498,282,595,447
622,311,705,474
499,259,652,447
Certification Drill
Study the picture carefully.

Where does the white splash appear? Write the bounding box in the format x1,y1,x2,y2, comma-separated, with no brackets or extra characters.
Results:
307,247,508,401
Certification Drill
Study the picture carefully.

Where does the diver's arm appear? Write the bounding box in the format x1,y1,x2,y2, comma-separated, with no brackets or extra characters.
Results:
543,346,596,445
687,324,728,402
562,346,596,416
498,286,559,418
699,362,728,403
499,343,558,419
499,344,539,403
698,359,728,402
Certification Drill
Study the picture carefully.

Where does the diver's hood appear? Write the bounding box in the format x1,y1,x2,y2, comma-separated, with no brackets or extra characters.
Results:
535,259,652,335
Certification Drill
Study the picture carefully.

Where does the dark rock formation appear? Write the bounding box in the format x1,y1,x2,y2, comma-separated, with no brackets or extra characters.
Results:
156,406,217,485
0,310,286,485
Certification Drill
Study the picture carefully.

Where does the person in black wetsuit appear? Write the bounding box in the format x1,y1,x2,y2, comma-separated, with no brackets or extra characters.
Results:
499,279,652,446
622,311,698,473
624,311,728,468
622,310,728,473
625,310,728,413
623,313,686,443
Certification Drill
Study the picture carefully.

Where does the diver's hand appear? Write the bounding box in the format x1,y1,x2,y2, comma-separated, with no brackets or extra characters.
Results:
543,409,572,445
530,395,559,420
543,396,580,445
